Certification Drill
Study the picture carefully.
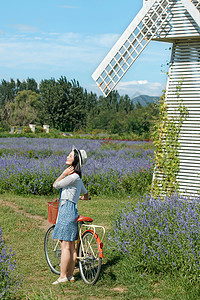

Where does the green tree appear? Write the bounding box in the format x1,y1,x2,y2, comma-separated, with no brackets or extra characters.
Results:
5,90,40,126
0,79,16,108
0,78,38,108
39,77,87,132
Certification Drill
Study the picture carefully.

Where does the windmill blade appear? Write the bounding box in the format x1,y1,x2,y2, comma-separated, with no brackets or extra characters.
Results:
92,0,170,97
180,0,200,27
190,0,200,11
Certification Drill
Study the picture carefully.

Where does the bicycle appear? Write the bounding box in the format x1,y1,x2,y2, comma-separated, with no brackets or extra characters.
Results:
44,201,105,285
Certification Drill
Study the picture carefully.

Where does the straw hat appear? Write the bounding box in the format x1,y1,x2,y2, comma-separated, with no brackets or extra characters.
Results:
72,145,87,166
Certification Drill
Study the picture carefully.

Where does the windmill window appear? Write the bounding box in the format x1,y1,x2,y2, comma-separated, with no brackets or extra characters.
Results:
104,76,110,84
137,33,141,41
127,45,134,54
123,51,129,60
151,12,159,22
118,69,123,77
150,6,157,16
131,52,137,60
110,58,116,67
108,69,114,77
115,52,121,61
131,39,138,48
141,39,147,47
101,81,106,90
113,75,118,84
151,25,157,34
113,63,120,72
156,5,164,16
143,27,151,38
118,57,125,67
122,63,128,72
124,40,130,49
136,44,142,53
97,77,102,86
105,65,111,74
135,37,140,44
155,6,162,15
137,21,143,31
119,46,126,55
108,81,114,90
134,27,140,37
101,70,107,79
145,19,153,30
141,25,148,35
129,34,135,43
137,33,143,42
127,57,133,65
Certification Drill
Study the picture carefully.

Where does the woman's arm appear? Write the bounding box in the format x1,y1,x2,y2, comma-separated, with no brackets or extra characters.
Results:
53,166,74,188
79,180,91,200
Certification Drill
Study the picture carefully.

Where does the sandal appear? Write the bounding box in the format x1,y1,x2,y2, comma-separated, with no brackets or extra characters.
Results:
67,276,75,282
52,277,68,285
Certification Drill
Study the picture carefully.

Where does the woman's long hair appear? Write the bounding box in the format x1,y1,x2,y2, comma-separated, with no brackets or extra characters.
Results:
72,149,82,178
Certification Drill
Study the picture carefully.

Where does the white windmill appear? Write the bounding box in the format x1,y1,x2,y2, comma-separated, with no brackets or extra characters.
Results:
92,0,200,196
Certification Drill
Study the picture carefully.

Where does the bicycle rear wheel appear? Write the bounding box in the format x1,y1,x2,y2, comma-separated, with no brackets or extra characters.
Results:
78,230,102,285
44,225,61,275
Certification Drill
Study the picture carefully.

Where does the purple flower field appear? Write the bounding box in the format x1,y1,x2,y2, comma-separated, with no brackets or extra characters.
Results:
0,227,23,298
109,193,200,278
0,138,154,195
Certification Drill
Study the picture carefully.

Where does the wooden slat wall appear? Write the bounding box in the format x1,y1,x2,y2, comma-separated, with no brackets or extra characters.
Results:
165,39,200,195
153,0,200,40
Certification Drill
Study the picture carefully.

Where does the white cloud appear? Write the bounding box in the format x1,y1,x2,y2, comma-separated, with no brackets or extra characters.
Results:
9,24,38,33
86,33,120,48
117,80,163,97
0,32,119,69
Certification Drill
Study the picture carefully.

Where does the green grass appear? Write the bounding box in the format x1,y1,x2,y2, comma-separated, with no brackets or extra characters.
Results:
0,193,199,299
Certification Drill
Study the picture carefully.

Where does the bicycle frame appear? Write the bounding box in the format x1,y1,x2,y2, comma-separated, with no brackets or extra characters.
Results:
51,223,105,260
77,223,105,260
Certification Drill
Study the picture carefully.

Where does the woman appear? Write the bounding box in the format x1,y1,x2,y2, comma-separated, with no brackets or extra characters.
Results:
52,145,90,285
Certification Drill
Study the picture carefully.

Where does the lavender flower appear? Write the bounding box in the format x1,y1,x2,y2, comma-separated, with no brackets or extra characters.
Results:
109,193,200,276
0,138,154,195
0,227,23,299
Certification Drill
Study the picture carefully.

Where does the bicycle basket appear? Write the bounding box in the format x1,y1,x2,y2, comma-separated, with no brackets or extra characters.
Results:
47,201,59,224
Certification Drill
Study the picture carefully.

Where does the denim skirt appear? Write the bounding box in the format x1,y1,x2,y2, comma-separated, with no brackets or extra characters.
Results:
51,200,79,241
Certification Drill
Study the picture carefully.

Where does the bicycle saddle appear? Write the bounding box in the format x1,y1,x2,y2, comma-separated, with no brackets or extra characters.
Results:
77,215,93,222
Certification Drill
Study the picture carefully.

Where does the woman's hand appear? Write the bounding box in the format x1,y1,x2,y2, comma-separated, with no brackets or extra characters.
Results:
62,166,74,177
52,198,59,203
79,193,91,200
53,166,74,188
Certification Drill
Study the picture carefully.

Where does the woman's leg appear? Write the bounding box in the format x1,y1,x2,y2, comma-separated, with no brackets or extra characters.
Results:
67,241,77,278
60,240,71,279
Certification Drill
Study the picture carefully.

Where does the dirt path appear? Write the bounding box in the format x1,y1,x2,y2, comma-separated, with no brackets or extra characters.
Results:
0,199,50,231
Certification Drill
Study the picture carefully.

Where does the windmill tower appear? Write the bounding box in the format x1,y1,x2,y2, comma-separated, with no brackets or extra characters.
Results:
92,0,200,196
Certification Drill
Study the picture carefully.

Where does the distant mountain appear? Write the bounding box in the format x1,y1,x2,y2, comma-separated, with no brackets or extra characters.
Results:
131,95,159,106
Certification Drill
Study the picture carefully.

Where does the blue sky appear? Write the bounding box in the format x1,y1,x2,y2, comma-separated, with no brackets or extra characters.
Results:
0,0,172,97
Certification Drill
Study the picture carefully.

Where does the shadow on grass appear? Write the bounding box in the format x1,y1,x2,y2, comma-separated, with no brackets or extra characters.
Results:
74,254,121,284
100,254,121,282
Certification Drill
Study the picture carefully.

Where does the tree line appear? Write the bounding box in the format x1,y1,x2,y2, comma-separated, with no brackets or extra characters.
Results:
0,77,159,137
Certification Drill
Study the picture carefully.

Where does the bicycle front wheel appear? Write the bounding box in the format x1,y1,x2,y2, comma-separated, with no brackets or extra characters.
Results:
78,230,102,285
44,225,61,275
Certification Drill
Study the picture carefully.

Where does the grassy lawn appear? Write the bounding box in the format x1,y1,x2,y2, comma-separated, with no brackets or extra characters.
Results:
0,193,199,299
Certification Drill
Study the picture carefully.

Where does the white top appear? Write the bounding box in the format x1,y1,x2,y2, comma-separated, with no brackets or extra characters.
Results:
55,173,87,204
